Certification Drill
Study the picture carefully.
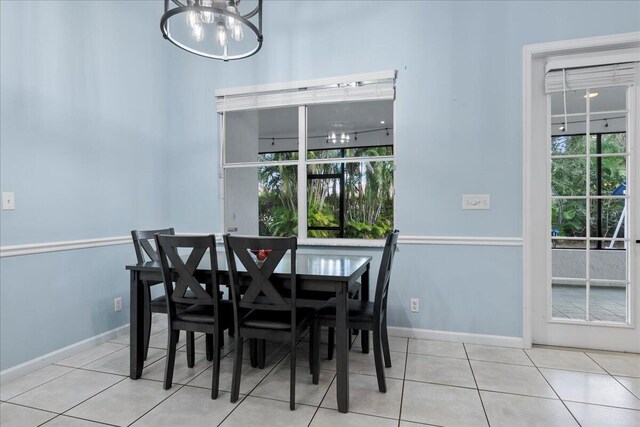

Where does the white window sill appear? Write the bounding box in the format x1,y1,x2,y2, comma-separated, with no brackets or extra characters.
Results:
297,238,385,248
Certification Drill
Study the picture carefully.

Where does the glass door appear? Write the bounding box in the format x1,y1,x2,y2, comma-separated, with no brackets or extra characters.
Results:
550,85,630,324
539,80,639,351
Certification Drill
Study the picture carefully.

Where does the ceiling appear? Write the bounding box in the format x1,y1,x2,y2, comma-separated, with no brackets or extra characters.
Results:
257,100,393,139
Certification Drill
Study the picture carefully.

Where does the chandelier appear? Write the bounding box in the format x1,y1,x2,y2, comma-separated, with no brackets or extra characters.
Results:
160,0,263,61
326,122,352,145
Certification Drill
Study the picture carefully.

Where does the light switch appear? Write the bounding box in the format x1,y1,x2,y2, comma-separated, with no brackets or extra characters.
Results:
463,194,490,210
2,192,15,210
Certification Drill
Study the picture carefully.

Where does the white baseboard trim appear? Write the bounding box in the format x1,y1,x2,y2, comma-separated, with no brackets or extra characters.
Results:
0,323,130,384
388,326,527,349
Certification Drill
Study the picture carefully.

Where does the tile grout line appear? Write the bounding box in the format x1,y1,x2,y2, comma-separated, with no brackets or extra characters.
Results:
396,336,410,427
583,352,640,400
3,366,82,403
523,349,583,426
463,343,491,427
38,412,120,427
305,329,358,427
58,376,129,418
125,383,186,426
215,337,304,426
52,342,130,370
306,372,338,427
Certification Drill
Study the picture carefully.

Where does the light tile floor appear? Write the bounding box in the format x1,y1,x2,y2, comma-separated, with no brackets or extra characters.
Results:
1,317,639,427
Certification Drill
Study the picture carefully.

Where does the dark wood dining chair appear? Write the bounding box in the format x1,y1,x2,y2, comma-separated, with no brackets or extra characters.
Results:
223,235,317,410
155,234,232,399
312,230,399,392
132,228,196,362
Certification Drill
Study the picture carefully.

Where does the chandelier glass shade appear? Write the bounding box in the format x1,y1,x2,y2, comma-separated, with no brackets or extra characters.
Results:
160,0,263,61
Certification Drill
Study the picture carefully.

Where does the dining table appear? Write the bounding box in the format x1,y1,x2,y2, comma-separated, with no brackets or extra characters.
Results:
126,250,372,413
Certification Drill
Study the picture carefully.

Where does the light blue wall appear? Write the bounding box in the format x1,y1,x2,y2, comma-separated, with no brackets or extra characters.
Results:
1,1,638,370
0,1,173,370
165,1,639,338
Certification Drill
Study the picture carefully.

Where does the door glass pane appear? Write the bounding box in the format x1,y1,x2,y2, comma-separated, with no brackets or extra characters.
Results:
589,156,627,196
551,199,587,238
552,283,586,320
590,198,626,239
550,89,587,115
551,134,586,156
589,115,626,146
590,248,627,281
589,282,628,323
552,240,586,279
589,86,627,113
552,158,586,196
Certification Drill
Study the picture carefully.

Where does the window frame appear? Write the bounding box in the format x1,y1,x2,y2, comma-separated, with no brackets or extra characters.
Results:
219,96,396,247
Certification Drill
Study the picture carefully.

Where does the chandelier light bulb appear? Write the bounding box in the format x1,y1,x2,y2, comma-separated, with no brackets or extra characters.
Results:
231,23,244,42
192,22,205,41
187,10,200,28
200,0,215,24
216,24,228,47
226,5,237,29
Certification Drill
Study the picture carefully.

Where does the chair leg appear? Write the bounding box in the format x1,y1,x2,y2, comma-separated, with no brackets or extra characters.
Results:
327,327,334,360
230,335,243,403
381,313,392,368
186,331,195,368
211,330,220,399
249,339,258,368
312,321,321,384
206,333,213,361
372,326,387,393
349,329,354,350
290,336,296,410
257,339,266,369
164,329,179,390
227,291,234,337
142,286,152,361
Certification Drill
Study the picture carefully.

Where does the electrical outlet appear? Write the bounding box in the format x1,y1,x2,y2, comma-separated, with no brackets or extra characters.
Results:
2,192,15,210
410,298,419,313
114,297,123,312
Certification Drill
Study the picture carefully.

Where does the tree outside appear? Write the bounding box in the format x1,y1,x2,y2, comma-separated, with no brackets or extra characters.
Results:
551,133,626,244
257,147,394,239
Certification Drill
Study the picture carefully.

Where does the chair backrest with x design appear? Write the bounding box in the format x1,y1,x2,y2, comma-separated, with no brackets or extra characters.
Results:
155,234,221,319
223,235,296,321
373,230,400,322
131,228,175,263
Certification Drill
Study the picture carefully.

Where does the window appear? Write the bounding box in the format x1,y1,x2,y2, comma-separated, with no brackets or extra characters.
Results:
218,72,396,241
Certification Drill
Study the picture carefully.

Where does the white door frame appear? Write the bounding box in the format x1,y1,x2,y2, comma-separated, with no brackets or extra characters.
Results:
523,32,640,351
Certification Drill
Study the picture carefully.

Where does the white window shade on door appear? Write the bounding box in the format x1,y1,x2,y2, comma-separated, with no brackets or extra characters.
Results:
545,62,638,93
216,71,396,112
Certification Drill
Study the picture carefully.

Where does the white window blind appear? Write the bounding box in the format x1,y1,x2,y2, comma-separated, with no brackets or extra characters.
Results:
216,71,396,112
545,62,638,93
